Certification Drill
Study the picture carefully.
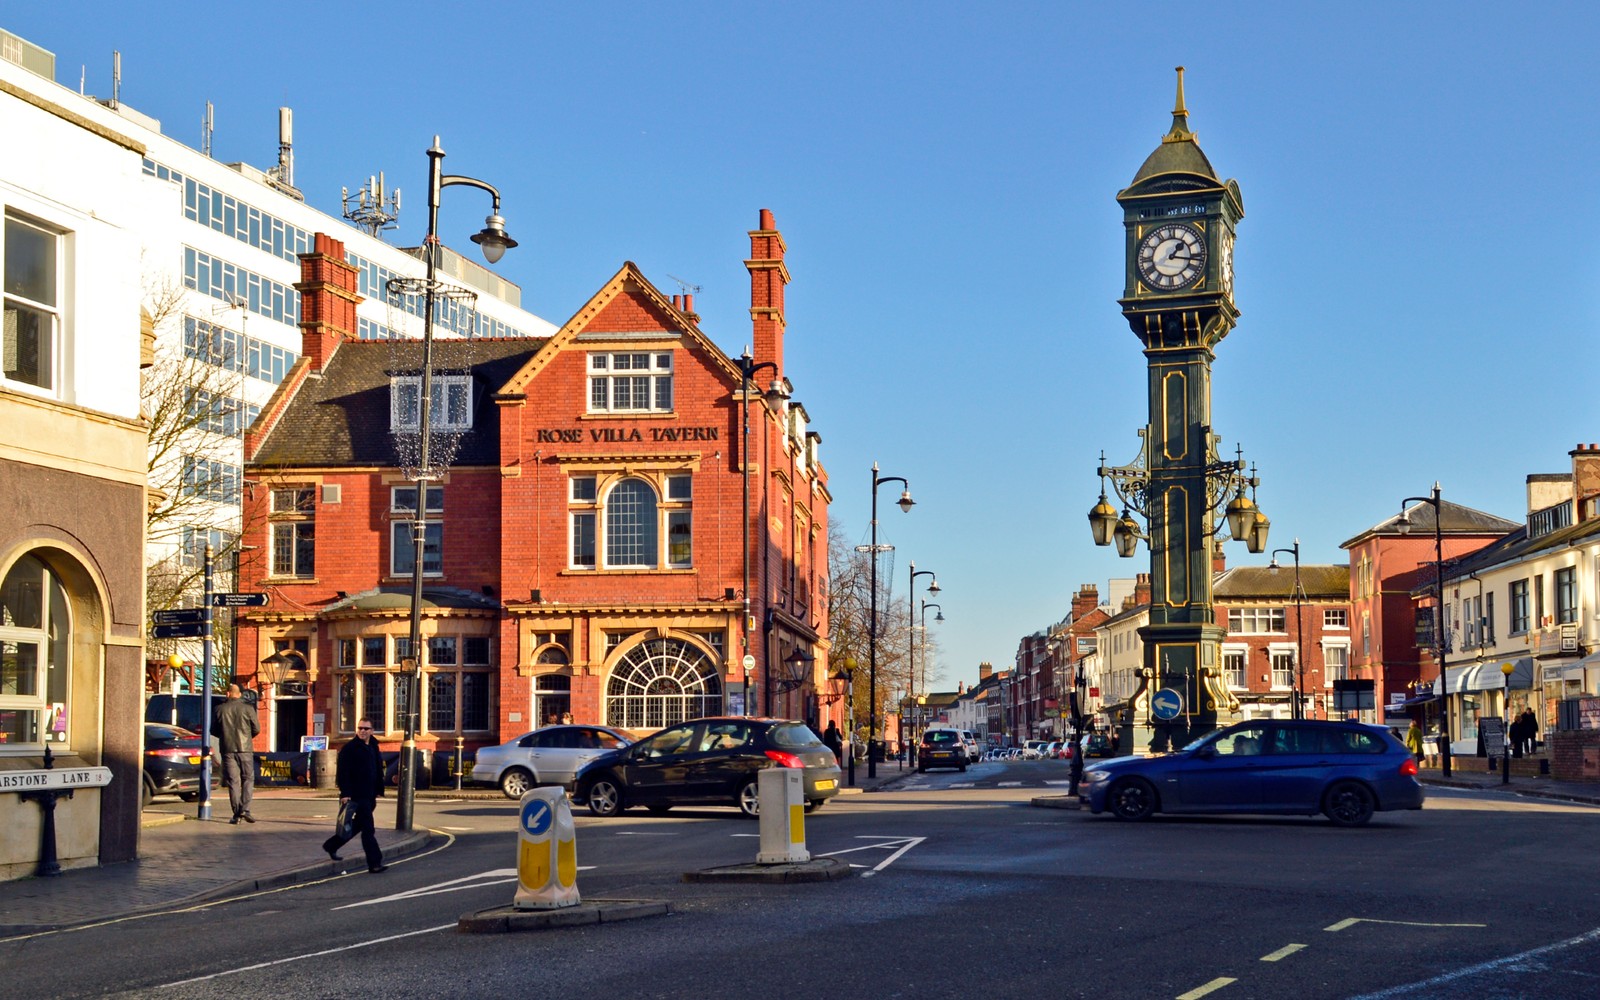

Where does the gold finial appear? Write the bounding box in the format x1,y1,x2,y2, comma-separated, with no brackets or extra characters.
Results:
1162,65,1194,144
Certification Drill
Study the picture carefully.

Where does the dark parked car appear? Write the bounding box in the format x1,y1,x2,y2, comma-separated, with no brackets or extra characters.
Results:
573,717,841,818
1079,719,1425,827
1079,733,1115,758
142,722,213,808
918,729,967,772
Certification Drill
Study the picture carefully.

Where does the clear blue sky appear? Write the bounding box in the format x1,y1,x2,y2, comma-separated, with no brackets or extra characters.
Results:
9,3,1596,689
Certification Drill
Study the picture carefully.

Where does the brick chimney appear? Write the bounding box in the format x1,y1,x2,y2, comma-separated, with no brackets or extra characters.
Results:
978,660,993,682
1133,573,1152,606
1574,443,1600,522
1071,584,1100,621
1212,539,1227,575
295,233,362,373
745,208,788,381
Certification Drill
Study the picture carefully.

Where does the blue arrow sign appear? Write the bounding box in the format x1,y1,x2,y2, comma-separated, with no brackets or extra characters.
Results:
1150,687,1185,721
521,798,553,837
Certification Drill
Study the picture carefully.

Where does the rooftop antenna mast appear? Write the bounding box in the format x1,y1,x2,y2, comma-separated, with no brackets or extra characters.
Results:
342,172,402,239
666,274,702,297
201,101,213,157
265,108,304,201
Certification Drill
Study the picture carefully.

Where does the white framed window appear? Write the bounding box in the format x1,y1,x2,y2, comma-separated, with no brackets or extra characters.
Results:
1229,607,1286,634
588,352,673,413
390,374,472,432
390,487,444,576
269,487,315,578
3,213,61,395
1323,644,1349,686
568,474,693,570
1270,649,1295,689
1223,648,1247,689
1323,608,1348,629
0,554,72,748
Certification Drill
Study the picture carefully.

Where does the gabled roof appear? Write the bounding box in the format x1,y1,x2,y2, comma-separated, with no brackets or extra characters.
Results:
1440,514,1600,586
501,261,739,395
1340,499,1520,549
249,337,544,467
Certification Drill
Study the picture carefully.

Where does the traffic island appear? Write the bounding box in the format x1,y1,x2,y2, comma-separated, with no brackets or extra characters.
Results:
457,899,671,934
683,857,852,884
1030,794,1083,810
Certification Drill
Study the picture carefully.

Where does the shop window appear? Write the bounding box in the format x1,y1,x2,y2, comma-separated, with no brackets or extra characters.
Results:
0,555,71,747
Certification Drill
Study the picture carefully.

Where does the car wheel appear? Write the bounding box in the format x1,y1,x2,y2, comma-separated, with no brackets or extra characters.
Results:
499,767,535,800
586,777,624,817
179,792,199,802
141,777,153,809
1323,781,1376,827
1109,778,1157,821
737,780,760,818
646,803,672,815
805,799,824,813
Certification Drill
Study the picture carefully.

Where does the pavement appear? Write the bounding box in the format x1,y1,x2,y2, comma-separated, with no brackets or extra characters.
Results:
0,762,913,937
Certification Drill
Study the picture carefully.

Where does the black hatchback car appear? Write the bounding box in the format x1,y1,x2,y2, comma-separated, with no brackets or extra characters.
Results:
918,729,967,772
573,717,842,818
142,722,212,808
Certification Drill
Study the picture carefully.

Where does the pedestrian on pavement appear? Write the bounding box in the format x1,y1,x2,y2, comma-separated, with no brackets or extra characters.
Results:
1404,720,1424,764
323,717,387,873
1519,709,1539,755
821,721,844,762
215,683,259,824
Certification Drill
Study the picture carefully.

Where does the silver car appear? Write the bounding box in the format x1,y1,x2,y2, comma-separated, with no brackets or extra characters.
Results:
473,724,634,798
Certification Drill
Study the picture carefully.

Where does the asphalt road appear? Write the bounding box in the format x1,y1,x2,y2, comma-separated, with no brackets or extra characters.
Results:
6,759,1599,1000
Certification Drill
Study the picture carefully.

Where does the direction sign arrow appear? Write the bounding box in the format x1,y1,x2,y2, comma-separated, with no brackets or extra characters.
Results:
211,592,268,607
152,608,207,625
152,622,206,639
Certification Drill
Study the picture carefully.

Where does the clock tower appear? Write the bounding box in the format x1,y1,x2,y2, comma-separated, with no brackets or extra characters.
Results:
1097,67,1260,749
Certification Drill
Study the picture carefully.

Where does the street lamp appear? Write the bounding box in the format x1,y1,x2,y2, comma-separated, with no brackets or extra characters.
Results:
1268,539,1306,720
832,658,858,786
1500,660,1515,785
394,136,517,834
915,600,943,760
1397,482,1451,778
736,351,787,717
866,462,913,778
907,563,939,761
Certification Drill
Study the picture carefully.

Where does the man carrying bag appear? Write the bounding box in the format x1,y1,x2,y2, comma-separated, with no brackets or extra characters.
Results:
322,717,387,873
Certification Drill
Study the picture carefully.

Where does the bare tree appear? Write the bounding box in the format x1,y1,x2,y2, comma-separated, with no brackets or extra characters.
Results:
141,272,256,684
826,521,912,744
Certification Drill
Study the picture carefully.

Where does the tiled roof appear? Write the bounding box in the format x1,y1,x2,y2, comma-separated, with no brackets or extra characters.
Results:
250,338,545,467
1213,565,1350,601
1340,499,1520,549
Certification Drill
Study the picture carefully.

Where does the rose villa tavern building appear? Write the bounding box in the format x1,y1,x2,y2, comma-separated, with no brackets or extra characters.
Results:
234,212,831,763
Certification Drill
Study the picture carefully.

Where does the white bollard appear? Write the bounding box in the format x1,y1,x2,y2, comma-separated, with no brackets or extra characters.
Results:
513,787,580,910
755,767,810,864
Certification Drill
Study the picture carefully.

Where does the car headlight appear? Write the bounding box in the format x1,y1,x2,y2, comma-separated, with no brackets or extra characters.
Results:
1081,769,1109,783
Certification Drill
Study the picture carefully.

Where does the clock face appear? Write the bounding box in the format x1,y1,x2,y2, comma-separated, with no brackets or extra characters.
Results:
1136,222,1207,291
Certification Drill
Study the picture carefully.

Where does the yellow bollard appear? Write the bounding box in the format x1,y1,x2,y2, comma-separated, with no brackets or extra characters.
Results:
755,767,810,864
513,787,580,910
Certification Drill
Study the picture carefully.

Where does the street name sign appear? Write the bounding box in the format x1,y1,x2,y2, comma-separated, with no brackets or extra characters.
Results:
212,592,269,607
0,766,113,792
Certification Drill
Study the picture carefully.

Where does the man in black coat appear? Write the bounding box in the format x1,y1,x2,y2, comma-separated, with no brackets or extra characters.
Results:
322,718,386,873
214,684,259,823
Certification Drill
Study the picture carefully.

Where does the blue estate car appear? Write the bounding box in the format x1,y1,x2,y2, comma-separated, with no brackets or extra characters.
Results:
1079,719,1424,827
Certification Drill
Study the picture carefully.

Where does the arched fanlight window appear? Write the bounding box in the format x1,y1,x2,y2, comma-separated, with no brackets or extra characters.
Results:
605,637,722,730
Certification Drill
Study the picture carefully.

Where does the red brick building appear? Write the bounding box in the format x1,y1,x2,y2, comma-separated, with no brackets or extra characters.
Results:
233,211,832,758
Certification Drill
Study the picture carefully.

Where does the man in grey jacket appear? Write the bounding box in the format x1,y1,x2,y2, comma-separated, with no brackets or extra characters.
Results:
215,684,260,823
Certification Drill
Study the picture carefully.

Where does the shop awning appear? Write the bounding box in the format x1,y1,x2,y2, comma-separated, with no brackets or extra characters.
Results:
1392,692,1439,708
1547,650,1600,683
1433,656,1532,695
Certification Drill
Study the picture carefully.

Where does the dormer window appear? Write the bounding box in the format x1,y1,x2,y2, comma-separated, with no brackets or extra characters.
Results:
391,374,472,432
